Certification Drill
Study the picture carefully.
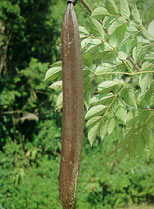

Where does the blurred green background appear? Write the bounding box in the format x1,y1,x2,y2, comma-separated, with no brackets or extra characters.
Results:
0,0,154,208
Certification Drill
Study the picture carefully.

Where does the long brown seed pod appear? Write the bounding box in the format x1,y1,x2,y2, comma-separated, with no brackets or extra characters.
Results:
59,2,84,209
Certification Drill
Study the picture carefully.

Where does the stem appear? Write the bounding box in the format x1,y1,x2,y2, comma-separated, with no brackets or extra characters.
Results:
79,0,93,14
100,78,131,125
127,57,140,72
94,70,154,76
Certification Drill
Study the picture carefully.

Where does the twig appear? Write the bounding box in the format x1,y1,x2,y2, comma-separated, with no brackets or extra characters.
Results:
127,57,141,72
2,110,22,115
79,0,93,14
94,70,154,76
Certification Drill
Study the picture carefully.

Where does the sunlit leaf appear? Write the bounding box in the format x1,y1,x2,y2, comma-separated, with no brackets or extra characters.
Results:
44,66,62,81
100,121,108,140
142,62,154,71
79,26,89,35
91,18,105,39
103,16,117,29
142,29,154,41
85,105,107,120
120,0,130,19
91,7,109,19
139,74,151,92
108,117,115,135
98,79,124,93
132,5,142,25
123,87,137,108
109,23,127,47
108,17,127,34
56,92,62,110
115,100,127,123
49,81,62,91
118,51,127,60
90,93,114,106
88,121,101,146
106,0,119,15
148,20,154,38
86,116,102,127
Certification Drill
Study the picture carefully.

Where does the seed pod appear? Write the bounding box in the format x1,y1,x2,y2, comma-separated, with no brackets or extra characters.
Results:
59,2,84,209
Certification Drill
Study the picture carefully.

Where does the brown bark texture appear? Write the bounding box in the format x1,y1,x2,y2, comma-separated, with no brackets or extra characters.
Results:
59,2,84,209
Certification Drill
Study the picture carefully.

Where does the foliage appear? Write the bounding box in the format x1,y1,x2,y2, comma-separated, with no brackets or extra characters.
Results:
77,146,154,209
1,139,154,209
0,0,62,149
0,141,61,209
46,0,154,157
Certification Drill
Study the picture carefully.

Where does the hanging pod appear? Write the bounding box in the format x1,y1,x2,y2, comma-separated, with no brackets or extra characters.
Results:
59,1,84,209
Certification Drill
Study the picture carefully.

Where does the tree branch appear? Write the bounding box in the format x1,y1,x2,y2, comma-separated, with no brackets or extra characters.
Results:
79,0,93,14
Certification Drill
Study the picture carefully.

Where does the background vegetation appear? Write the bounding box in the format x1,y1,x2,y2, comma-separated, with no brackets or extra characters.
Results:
0,0,154,208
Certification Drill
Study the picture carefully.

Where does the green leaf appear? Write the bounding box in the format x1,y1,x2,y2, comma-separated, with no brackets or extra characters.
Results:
98,79,124,93
109,23,127,47
99,121,108,140
88,121,101,146
142,29,154,41
141,126,150,146
103,16,117,29
90,93,114,106
84,69,91,109
132,47,137,63
134,135,145,155
127,38,137,54
148,20,154,38
91,18,105,39
91,7,109,19
127,21,138,33
79,26,89,35
95,63,113,73
108,17,127,34
106,0,119,15
84,87,91,110
81,38,93,49
128,141,135,158
49,81,62,91
83,43,103,66
136,45,149,63
145,52,154,61
115,100,127,123
118,38,137,60
123,87,137,108
56,92,62,110
149,127,154,149
107,117,115,135
142,62,154,71
44,66,62,81
120,0,130,19
82,38,102,52
139,74,151,92
118,51,127,60
50,61,62,67
85,105,107,120
132,5,142,25
86,116,102,128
